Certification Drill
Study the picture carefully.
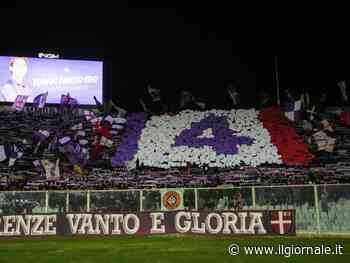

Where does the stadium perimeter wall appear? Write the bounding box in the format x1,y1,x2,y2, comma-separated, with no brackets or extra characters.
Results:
0,184,349,236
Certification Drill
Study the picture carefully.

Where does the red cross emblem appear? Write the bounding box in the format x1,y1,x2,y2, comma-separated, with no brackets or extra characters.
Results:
270,210,293,235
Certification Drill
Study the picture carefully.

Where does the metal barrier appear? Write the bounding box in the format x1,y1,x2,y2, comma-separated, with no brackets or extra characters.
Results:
1,184,350,235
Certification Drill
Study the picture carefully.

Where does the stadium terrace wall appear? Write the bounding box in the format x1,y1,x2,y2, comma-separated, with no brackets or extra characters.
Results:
0,210,296,237
0,184,350,236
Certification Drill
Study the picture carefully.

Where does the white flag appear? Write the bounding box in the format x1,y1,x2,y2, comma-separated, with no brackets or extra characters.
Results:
41,159,60,180
59,136,71,145
76,131,86,137
104,115,114,124
71,123,83,130
100,136,113,148
9,158,16,167
0,145,7,162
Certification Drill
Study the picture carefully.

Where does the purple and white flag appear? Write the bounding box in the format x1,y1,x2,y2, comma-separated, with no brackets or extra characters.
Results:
61,93,79,107
12,95,28,111
59,136,71,145
282,100,302,122
71,123,83,130
33,92,48,109
84,110,95,121
104,115,114,124
76,131,86,137
33,130,50,143
114,117,127,124
0,145,6,162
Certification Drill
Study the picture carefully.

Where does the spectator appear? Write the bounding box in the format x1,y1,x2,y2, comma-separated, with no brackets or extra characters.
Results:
258,90,275,109
226,81,240,108
139,81,167,115
233,192,244,211
178,90,203,111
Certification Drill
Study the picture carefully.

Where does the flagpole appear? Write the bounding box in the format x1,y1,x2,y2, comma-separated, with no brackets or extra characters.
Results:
274,56,280,107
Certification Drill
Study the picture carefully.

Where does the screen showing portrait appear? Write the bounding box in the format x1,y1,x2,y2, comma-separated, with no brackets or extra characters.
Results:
0,56,103,105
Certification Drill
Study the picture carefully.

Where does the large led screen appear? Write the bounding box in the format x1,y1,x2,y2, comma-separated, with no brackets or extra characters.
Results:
0,56,103,105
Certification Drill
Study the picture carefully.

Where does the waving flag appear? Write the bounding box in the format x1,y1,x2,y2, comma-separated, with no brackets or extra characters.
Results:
104,115,114,124
33,92,48,109
139,99,149,113
9,158,16,167
33,160,45,178
41,159,60,180
282,100,302,122
147,86,161,102
61,93,79,108
100,136,113,148
33,130,50,144
12,95,28,111
5,144,24,166
227,86,239,106
59,141,86,167
112,108,313,168
110,101,127,117
60,93,70,105
313,131,336,152
84,110,96,121
71,123,83,130
0,145,6,162
68,97,79,108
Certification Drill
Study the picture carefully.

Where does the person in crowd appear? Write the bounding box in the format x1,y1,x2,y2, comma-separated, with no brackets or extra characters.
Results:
93,96,105,112
233,192,245,211
325,80,349,107
336,80,349,106
178,89,205,111
258,90,274,109
318,91,328,112
139,81,168,115
226,81,240,108
179,90,194,110
300,89,311,110
281,88,294,105
94,96,127,117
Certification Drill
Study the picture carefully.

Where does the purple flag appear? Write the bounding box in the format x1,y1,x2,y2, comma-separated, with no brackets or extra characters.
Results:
60,141,86,167
61,93,79,107
60,93,70,105
68,97,79,108
33,130,50,142
33,92,48,109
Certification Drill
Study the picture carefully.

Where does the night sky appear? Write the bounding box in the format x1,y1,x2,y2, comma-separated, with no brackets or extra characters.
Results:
1,5,347,111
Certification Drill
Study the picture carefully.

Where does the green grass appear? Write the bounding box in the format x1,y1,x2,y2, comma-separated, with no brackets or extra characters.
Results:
0,235,349,263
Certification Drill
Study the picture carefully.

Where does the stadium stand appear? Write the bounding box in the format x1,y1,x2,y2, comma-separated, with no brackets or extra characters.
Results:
1,104,350,191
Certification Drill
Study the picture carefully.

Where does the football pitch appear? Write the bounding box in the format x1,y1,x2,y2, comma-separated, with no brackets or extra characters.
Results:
0,236,349,263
